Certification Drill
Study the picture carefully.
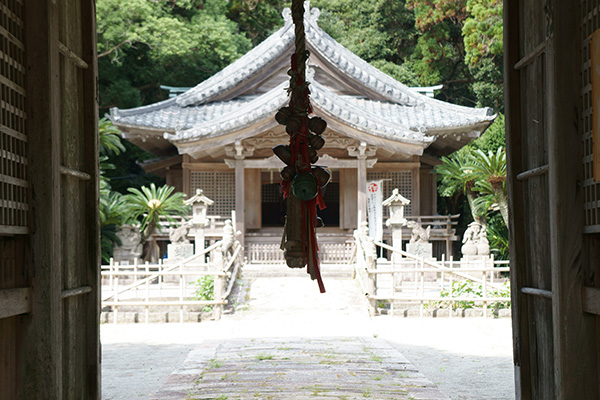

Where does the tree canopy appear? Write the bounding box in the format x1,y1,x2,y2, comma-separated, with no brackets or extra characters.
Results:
97,0,506,259
97,0,253,113
98,0,504,114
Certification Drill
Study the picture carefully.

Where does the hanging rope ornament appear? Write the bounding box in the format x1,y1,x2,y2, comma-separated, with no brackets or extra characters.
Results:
274,0,330,293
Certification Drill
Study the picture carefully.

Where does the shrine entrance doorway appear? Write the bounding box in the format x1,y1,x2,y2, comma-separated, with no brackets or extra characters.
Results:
260,176,340,228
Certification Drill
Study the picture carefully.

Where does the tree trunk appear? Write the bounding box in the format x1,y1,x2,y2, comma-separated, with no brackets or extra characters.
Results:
492,184,509,228
466,189,485,224
141,220,159,262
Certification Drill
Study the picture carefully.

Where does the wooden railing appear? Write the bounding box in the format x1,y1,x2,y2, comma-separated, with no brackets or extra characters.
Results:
353,232,510,318
101,240,243,323
245,241,354,264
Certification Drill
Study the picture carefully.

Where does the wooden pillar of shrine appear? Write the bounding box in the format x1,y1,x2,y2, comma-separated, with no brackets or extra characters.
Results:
235,158,245,247
349,142,376,227
357,156,367,226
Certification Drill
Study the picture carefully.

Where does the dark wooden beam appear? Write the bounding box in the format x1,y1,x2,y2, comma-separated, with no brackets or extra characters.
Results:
548,1,598,398
21,0,63,398
504,0,532,398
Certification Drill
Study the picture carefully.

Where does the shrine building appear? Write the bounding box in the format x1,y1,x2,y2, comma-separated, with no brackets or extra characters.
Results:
109,5,496,257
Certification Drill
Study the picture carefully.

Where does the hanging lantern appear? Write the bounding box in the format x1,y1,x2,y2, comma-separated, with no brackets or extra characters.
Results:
292,172,319,201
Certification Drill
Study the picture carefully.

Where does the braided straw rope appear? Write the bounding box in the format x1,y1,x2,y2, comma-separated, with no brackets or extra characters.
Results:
289,0,309,117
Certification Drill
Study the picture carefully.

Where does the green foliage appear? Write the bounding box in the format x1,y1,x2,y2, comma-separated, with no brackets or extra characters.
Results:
465,148,506,185
436,279,510,309
193,275,215,312
369,60,421,86
101,140,164,195
97,0,252,113
99,117,126,156
486,214,508,259
406,0,503,109
436,116,507,255
99,119,127,262
462,0,503,67
466,148,508,226
311,0,417,65
436,150,474,198
227,0,290,45
473,114,505,153
121,183,190,241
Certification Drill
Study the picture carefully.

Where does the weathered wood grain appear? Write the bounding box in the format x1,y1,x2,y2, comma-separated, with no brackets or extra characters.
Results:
505,0,532,397
0,288,30,319
245,168,261,229
549,1,599,398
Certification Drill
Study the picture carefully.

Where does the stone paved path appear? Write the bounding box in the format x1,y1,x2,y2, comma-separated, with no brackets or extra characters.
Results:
150,265,449,399
154,336,448,399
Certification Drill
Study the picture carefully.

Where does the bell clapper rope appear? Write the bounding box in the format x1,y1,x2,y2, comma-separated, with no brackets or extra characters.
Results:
273,0,330,293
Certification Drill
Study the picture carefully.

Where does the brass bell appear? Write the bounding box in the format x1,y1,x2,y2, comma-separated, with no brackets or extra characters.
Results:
280,166,295,182
275,107,291,125
292,172,319,201
273,145,292,165
312,166,331,187
308,117,327,135
308,147,318,164
308,134,325,150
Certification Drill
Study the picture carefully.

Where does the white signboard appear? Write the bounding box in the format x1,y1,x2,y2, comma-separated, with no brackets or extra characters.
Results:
366,180,383,241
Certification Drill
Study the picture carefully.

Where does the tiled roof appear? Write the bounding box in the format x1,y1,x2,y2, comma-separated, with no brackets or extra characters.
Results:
109,2,495,150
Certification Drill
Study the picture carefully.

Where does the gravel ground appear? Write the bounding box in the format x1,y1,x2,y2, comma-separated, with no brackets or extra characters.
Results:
101,275,514,399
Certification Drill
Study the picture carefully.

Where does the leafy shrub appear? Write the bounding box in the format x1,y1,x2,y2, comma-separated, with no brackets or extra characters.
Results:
435,279,510,310
193,276,214,312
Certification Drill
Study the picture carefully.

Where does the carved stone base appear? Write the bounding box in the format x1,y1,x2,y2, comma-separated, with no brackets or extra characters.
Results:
406,243,433,259
167,243,194,260
460,255,494,267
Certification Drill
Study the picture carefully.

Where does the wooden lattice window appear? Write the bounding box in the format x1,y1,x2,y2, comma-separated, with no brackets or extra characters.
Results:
190,171,235,217
0,0,27,235
582,0,600,233
367,171,412,215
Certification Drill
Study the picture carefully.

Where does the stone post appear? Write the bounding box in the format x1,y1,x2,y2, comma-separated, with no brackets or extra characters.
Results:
383,188,411,264
185,189,214,255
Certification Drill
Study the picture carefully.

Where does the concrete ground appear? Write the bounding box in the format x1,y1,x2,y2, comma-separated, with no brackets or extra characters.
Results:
101,269,514,399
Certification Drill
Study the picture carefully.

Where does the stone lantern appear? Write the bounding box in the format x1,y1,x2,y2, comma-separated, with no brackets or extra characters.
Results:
383,188,410,262
383,188,410,225
185,189,214,254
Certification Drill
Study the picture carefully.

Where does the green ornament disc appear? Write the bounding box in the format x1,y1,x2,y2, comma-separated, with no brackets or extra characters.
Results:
292,172,319,201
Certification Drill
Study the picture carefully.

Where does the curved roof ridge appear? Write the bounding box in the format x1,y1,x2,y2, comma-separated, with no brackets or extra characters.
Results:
110,96,178,120
175,18,294,107
309,80,434,145
170,81,289,143
304,14,494,118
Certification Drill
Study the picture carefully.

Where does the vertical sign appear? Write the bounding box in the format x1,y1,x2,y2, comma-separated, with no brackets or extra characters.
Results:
366,180,383,241
592,30,600,181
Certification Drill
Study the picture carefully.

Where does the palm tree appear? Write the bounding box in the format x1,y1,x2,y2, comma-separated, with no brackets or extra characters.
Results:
466,148,508,227
100,182,125,262
122,183,190,261
436,151,485,224
99,118,126,262
99,117,126,156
